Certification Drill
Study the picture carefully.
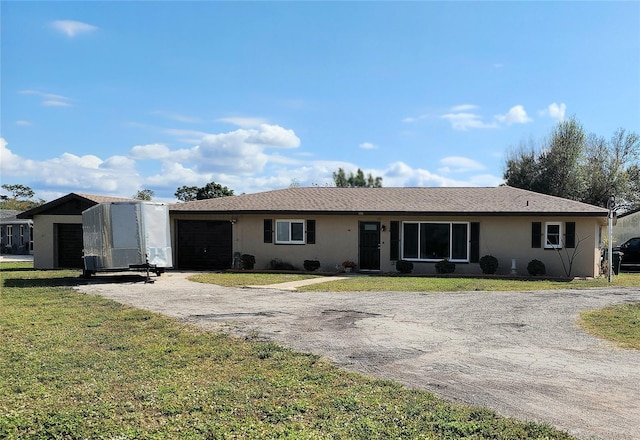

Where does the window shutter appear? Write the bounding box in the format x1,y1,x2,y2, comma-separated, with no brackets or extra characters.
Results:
390,221,400,260
565,222,576,248
532,222,542,248
470,222,480,263
306,220,316,244
264,219,273,243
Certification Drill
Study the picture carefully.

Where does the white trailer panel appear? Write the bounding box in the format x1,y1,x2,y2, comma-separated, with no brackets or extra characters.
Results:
82,202,172,275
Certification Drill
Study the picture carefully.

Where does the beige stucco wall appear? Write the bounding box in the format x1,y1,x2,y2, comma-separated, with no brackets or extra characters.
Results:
170,213,605,278
32,214,82,269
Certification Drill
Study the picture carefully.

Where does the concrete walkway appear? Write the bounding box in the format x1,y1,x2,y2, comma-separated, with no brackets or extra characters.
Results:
247,275,348,291
0,254,34,262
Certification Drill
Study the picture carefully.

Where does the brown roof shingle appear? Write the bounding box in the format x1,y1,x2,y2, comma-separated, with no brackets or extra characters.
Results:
170,186,608,216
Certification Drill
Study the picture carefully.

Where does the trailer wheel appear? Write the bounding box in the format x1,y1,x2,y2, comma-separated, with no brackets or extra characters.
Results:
82,269,95,278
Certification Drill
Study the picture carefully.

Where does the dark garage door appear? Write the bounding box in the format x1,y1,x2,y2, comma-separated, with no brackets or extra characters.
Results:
56,223,83,268
177,220,232,270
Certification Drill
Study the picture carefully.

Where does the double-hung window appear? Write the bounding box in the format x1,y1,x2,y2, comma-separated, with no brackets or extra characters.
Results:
275,220,305,244
6,225,13,247
544,222,562,249
402,222,470,262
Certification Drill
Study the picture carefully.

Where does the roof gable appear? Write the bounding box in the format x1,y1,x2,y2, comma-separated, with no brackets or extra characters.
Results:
170,186,608,217
17,193,135,219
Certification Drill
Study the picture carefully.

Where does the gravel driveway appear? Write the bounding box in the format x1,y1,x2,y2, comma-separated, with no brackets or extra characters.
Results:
75,273,640,440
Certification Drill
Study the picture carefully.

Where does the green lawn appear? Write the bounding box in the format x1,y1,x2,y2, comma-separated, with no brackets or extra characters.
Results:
0,264,575,439
191,271,640,292
579,303,640,350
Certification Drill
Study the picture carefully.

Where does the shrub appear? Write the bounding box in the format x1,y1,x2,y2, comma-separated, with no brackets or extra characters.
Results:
479,255,499,274
527,259,546,276
303,260,321,272
241,254,255,270
341,260,356,268
435,259,455,274
270,258,296,271
395,260,414,274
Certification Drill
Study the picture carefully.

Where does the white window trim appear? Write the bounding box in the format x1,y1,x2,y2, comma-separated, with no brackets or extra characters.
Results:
275,219,306,245
401,221,470,262
20,225,25,245
7,225,13,246
544,222,563,249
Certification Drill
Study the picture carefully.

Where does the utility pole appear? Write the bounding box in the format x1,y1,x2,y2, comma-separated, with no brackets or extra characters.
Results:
607,195,615,283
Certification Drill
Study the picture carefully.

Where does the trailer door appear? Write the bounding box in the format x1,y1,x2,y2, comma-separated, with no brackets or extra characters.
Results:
176,220,232,270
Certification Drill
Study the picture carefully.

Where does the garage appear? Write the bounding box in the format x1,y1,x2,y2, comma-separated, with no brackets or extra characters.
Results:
55,223,83,268
176,220,232,270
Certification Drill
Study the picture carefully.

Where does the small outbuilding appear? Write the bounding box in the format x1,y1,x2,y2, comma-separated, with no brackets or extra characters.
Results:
18,193,134,269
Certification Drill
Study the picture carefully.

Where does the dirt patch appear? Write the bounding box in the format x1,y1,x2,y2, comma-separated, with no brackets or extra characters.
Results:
76,272,640,440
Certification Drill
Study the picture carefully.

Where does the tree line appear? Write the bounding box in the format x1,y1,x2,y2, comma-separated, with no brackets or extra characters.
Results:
504,117,639,212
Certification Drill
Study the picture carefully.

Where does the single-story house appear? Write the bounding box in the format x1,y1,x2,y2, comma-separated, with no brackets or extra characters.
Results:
17,193,134,269
614,208,640,245
0,209,33,255
19,186,610,277
170,186,609,278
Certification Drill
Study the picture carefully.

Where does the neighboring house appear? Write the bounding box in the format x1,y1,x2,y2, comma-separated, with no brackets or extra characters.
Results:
0,210,33,255
17,193,135,269
20,187,609,277
170,186,609,278
614,208,640,245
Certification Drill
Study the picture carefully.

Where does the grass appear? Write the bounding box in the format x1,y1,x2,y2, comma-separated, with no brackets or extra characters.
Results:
579,303,640,350
0,264,575,439
189,272,320,287
191,271,640,292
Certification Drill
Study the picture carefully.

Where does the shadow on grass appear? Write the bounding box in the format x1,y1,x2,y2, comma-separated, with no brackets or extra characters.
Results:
3,274,152,288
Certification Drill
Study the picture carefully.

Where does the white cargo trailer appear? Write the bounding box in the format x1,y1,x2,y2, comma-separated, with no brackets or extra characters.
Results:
82,202,173,278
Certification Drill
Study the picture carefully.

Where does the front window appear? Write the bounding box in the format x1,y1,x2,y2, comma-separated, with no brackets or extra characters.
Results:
20,225,25,245
275,220,305,244
402,222,469,262
7,226,13,246
30,225,34,252
545,222,562,249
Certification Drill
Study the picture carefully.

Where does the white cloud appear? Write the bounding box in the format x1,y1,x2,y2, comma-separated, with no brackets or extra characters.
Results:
246,124,300,148
0,138,143,195
450,104,478,112
51,20,98,37
441,112,496,130
152,111,202,124
16,120,32,126
145,162,211,188
130,143,171,159
495,105,532,125
20,90,73,107
218,117,268,128
442,104,533,130
359,142,377,150
42,100,71,107
438,156,485,173
540,102,566,122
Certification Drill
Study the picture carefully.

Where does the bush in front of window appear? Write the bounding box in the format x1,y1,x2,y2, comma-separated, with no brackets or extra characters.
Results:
435,259,456,274
395,259,414,274
241,254,256,270
303,260,321,272
527,259,546,276
479,255,499,274
270,258,297,271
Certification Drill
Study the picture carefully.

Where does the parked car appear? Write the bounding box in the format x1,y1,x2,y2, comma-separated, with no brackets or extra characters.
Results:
615,237,640,272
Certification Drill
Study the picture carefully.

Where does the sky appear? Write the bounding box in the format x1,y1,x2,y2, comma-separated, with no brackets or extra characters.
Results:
1,1,639,203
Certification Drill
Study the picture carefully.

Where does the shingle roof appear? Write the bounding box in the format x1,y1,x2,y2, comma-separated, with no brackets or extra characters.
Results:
170,186,608,216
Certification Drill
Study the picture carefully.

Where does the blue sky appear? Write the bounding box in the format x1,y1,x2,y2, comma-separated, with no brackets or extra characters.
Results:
2,1,639,202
